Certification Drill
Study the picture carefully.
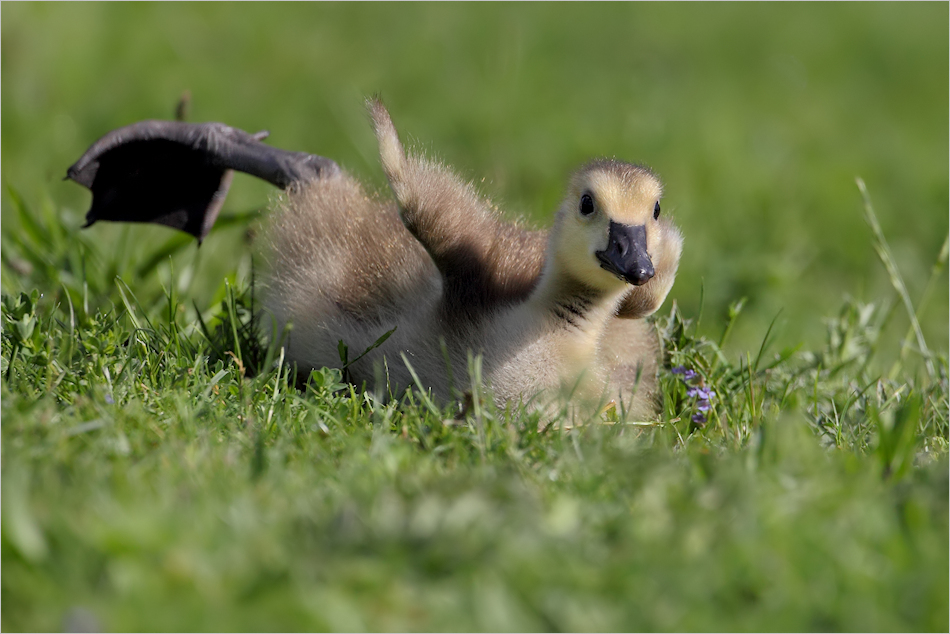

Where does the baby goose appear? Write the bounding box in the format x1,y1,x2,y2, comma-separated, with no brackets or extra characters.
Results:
68,101,683,417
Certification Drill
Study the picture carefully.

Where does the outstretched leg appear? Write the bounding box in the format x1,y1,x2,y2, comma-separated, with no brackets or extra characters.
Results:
67,120,338,242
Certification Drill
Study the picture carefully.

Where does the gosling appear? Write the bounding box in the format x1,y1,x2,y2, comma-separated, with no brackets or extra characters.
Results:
67,100,683,418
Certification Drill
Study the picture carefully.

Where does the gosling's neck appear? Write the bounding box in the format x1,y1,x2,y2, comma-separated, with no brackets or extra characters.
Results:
529,256,627,338
522,259,625,402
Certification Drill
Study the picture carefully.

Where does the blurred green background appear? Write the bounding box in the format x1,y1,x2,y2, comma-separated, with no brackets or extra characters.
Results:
2,2,947,358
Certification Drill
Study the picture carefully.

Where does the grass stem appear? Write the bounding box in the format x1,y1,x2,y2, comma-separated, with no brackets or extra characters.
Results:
856,178,935,380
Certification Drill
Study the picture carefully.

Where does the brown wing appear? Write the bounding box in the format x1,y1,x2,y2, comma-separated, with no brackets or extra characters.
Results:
369,100,548,315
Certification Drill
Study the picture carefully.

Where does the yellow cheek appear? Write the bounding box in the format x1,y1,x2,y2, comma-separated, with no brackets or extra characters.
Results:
555,219,622,290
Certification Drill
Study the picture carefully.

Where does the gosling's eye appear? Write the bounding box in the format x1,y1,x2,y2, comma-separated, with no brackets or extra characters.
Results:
653,201,661,220
580,193,595,216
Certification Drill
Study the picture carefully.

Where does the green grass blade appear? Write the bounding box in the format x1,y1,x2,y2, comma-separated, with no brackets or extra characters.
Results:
856,178,935,380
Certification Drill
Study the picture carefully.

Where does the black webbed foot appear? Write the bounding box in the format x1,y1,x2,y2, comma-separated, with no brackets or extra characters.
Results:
67,120,339,242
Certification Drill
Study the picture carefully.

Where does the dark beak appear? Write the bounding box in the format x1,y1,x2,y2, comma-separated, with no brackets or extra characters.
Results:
595,221,654,286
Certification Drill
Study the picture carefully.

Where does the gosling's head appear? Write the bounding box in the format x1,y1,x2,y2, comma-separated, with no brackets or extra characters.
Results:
551,159,682,301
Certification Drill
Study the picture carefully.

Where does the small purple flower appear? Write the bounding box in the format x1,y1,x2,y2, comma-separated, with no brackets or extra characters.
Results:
672,366,697,381
105,394,115,405
674,366,716,425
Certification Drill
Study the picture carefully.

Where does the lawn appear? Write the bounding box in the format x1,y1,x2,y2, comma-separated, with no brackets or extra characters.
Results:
2,4,948,632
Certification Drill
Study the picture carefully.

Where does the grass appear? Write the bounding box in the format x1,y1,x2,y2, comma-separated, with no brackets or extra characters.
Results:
2,180,947,631
2,4,948,632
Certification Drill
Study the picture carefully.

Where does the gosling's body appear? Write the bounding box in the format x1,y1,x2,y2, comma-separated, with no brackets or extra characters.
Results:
264,103,682,416
67,101,682,416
